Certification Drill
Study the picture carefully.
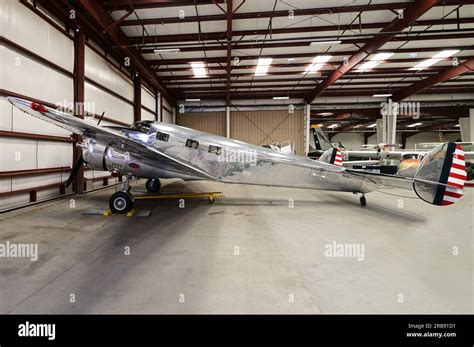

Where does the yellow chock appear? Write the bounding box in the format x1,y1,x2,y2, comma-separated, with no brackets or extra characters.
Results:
126,209,136,217
103,210,112,216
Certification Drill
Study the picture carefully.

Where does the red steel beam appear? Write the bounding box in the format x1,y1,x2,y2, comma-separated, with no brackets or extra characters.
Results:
177,87,474,100
305,0,439,104
226,0,233,104
145,45,474,65
392,58,474,101
75,0,174,103
119,1,474,25
133,74,141,122
135,32,474,53
103,0,224,10
159,67,450,80
73,29,85,194
128,17,474,44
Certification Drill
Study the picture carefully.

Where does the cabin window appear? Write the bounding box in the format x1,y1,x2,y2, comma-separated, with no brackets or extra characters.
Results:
186,139,199,149
157,132,169,142
208,145,222,155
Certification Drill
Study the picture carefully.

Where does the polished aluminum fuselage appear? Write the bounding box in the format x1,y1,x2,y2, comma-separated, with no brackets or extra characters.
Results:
110,122,378,194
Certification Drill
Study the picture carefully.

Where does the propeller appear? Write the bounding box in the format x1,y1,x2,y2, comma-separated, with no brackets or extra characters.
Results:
97,111,105,126
66,153,84,188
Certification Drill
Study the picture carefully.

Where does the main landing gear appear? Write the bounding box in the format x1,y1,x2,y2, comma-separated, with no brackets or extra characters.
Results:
109,175,134,214
145,178,161,193
360,193,367,207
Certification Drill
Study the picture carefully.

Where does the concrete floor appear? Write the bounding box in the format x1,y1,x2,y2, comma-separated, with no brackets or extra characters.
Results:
0,178,472,314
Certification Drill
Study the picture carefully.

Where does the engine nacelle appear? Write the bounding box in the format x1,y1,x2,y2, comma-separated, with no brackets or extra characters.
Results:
81,140,107,171
81,139,177,179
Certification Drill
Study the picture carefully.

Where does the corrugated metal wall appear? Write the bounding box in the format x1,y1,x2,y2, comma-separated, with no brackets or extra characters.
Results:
0,0,158,211
231,109,304,155
177,111,226,137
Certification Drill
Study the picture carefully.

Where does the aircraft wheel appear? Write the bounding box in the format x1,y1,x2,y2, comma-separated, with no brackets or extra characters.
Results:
146,178,161,193
360,196,367,207
110,191,134,214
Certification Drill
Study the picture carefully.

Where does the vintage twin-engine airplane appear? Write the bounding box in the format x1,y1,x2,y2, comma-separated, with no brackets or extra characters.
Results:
8,97,467,214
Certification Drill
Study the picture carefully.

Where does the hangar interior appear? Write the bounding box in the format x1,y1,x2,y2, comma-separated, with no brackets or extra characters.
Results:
0,0,473,313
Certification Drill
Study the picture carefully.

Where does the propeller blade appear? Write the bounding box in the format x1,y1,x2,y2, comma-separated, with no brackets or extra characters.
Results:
97,111,105,126
66,154,84,188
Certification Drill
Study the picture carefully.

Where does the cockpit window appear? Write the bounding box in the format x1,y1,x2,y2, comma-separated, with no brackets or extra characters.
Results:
186,139,199,149
131,120,153,133
208,145,221,155
157,132,169,142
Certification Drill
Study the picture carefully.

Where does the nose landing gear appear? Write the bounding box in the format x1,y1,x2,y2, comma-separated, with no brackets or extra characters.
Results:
109,175,134,214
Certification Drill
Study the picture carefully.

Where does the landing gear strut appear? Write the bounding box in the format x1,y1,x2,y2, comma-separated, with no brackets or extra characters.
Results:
109,175,134,214
146,178,161,193
360,193,367,207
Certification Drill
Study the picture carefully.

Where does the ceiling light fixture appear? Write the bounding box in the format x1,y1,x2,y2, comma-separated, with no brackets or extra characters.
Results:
367,123,377,128
373,93,392,97
310,40,342,46
186,98,201,102
273,96,290,100
407,122,423,128
190,62,207,78
305,55,332,74
356,52,393,72
328,124,339,129
154,48,180,54
410,49,460,70
255,57,273,76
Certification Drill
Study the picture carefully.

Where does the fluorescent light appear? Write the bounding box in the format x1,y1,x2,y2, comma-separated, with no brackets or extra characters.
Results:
305,55,332,74
367,123,377,128
373,93,392,97
255,57,273,76
328,124,339,129
190,62,207,78
356,52,393,72
410,49,459,70
273,96,290,100
186,98,201,102
433,49,460,59
455,124,460,127
317,112,333,116
154,48,180,54
407,122,422,128
310,40,342,46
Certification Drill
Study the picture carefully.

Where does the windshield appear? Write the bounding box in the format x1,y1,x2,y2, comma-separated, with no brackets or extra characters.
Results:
130,120,153,133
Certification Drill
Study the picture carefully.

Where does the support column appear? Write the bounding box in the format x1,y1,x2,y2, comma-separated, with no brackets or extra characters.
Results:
304,103,311,155
387,112,397,145
133,74,141,123
459,110,474,142
172,106,177,125
376,118,384,144
156,92,162,122
226,105,231,138
73,29,85,194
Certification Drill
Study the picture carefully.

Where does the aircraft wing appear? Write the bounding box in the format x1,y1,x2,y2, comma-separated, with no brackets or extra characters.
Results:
7,97,217,181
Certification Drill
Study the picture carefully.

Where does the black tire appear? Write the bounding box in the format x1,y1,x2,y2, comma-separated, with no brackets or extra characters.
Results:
360,196,367,207
146,178,161,193
110,191,134,214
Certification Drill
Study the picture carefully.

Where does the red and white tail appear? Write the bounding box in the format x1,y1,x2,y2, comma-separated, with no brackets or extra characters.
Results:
319,148,343,167
442,145,466,205
413,143,466,206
